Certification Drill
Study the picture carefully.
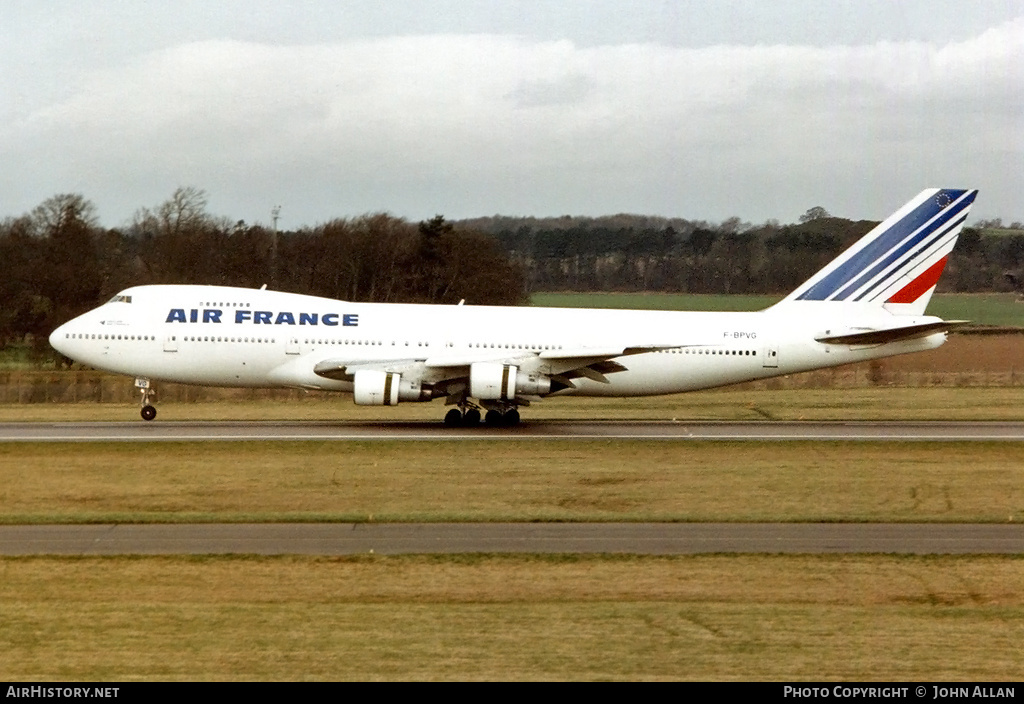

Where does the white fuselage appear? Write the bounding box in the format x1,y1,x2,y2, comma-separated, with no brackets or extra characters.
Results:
49,284,946,400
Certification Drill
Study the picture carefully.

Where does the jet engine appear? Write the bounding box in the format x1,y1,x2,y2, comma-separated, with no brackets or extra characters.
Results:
469,362,551,400
353,369,428,405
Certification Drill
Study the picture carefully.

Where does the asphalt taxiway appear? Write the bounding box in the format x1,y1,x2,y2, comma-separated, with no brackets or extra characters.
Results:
1,523,1022,555
2,420,1024,441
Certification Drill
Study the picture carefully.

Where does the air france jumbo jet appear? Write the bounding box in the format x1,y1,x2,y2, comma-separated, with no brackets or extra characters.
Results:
50,188,977,426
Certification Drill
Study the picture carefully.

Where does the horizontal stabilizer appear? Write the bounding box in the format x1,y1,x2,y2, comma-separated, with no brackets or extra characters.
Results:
815,320,969,346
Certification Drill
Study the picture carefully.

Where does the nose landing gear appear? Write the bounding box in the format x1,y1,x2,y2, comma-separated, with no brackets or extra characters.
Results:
136,378,157,421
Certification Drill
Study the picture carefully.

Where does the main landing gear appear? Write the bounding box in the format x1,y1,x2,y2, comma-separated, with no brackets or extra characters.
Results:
443,403,520,427
136,378,157,421
485,407,520,426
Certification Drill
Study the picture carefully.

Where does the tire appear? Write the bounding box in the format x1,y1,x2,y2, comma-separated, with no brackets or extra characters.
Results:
463,409,481,426
140,405,157,421
444,409,463,427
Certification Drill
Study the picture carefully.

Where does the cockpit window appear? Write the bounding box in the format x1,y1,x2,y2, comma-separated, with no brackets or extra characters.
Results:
107,294,133,304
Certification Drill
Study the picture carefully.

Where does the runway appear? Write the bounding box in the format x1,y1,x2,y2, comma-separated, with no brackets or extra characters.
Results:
3,419,1024,441
2,523,1022,555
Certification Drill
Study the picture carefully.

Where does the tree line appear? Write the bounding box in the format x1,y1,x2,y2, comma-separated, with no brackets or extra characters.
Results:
2,190,1022,353
0,189,525,352
463,210,1024,295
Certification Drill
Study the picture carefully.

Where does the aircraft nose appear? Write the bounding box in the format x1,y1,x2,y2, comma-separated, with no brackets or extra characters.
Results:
49,322,71,356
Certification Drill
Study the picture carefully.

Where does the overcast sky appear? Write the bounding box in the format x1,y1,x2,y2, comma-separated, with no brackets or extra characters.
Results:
2,1,1021,228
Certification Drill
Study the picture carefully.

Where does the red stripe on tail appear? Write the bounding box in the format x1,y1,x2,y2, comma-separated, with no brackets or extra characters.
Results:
886,256,948,304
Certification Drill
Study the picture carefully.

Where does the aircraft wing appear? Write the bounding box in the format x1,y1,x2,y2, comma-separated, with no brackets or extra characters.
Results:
313,343,680,387
535,345,676,384
421,343,674,367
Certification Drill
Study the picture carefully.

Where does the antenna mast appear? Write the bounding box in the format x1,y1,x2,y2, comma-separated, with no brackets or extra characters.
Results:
270,205,281,288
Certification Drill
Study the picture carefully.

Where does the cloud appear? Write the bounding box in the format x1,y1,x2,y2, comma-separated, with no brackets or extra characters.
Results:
3,17,1022,224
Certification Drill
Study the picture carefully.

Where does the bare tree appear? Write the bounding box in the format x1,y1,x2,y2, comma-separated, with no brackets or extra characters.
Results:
799,206,831,223
133,186,210,238
31,193,98,238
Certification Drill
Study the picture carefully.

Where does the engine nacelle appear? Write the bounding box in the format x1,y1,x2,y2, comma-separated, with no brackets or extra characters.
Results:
470,363,551,400
470,362,516,400
352,370,427,405
516,372,551,396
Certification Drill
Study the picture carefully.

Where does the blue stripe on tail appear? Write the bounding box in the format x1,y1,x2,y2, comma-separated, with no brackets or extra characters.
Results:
853,212,969,302
796,189,974,301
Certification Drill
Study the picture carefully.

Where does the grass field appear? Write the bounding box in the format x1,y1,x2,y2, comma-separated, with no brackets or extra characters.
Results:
531,292,1024,328
2,440,1022,524
2,554,1021,680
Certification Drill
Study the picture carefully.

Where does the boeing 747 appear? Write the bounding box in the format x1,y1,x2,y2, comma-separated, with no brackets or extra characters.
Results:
49,188,977,425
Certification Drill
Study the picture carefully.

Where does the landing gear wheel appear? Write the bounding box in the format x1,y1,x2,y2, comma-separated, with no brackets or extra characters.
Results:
463,408,481,426
137,379,157,422
444,408,463,427
485,409,503,426
504,408,520,426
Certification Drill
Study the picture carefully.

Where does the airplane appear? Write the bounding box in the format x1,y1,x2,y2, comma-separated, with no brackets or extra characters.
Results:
49,188,977,426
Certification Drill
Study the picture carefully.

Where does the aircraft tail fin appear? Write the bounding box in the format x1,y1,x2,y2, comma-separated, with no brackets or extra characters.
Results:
775,189,978,316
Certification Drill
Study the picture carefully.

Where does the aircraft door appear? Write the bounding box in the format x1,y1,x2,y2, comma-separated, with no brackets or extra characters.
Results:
163,335,178,352
762,345,778,368
285,337,300,355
